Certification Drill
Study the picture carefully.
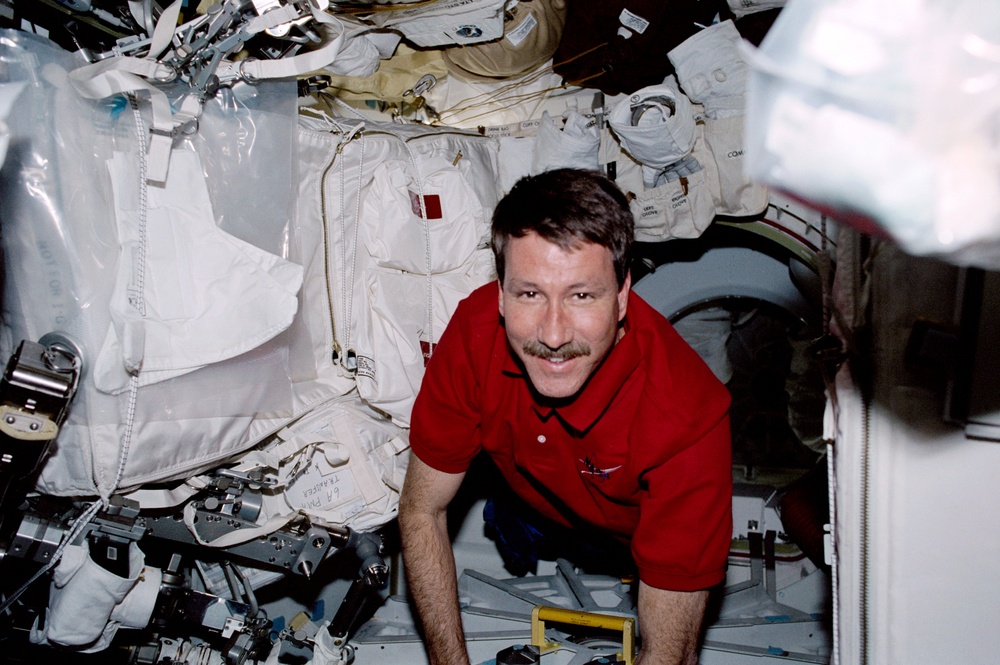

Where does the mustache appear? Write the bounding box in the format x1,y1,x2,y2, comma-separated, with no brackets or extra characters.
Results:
522,340,591,360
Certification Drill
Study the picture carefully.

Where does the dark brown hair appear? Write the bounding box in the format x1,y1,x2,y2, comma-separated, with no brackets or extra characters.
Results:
491,168,634,287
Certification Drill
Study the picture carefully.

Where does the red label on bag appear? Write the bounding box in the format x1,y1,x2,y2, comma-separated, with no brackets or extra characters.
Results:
420,339,436,367
409,191,443,219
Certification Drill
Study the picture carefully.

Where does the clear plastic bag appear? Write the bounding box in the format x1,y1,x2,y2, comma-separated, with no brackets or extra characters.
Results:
744,0,1000,268
0,31,319,496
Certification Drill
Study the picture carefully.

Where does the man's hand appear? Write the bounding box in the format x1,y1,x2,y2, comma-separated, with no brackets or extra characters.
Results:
398,455,470,665
635,582,709,665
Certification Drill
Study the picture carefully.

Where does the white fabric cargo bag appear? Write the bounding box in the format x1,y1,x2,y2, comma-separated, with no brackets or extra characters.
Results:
276,394,409,532
488,108,601,193
298,117,501,426
669,20,768,218
366,0,507,48
531,108,601,174
607,80,698,188
154,393,409,550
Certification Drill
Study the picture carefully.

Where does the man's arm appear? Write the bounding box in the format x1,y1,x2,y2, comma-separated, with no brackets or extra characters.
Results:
635,582,709,665
398,455,470,665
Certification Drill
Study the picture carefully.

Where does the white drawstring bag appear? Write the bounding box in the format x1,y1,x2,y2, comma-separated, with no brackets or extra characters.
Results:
608,79,697,188
532,108,601,173
33,542,146,650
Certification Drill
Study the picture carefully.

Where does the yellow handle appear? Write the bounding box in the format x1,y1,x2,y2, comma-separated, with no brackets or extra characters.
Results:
530,605,635,665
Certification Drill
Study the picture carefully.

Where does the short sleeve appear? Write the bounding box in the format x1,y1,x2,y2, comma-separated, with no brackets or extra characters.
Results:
631,411,733,591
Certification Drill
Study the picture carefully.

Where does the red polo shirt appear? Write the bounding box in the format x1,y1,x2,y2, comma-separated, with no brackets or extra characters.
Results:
410,282,732,591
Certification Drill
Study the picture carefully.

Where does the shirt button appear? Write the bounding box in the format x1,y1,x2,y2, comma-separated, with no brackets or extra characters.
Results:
537,435,546,443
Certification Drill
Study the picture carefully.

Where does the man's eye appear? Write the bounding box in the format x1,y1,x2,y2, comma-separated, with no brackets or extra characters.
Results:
573,293,592,301
521,291,538,299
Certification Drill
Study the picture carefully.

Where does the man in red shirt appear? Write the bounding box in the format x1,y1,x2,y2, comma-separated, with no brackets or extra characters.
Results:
398,168,732,665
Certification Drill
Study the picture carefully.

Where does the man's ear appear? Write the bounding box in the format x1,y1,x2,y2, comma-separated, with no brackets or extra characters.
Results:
497,279,505,318
617,272,631,322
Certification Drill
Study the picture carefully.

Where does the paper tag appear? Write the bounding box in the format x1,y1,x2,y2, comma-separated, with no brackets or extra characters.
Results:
619,8,650,35
506,12,537,47
287,457,359,512
483,118,542,138
356,354,376,379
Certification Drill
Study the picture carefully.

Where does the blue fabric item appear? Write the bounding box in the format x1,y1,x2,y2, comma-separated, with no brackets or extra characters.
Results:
312,599,326,621
483,495,546,576
483,490,634,578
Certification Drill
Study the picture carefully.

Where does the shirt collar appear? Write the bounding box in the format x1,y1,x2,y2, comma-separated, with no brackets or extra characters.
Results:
501,312,641,434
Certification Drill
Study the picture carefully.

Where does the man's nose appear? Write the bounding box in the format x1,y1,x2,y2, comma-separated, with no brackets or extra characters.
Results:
538,301,571,350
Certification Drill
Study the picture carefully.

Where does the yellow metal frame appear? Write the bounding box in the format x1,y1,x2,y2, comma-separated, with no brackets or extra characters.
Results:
530,605,636,665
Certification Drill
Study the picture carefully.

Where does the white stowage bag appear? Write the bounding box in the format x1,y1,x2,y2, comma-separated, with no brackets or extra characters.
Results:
31,541,160,652
698,112,769,217
355,263,494,426
365,0,507,48
362,158,489,275
608,79,697,188
274,393,410,532
300,116,501,427
0,33,352,498
669,20,769,217
531,108,601,173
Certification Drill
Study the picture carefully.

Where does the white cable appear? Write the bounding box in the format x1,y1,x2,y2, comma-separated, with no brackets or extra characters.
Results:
334,121,365,362
109,94,148,493
330,94,374,122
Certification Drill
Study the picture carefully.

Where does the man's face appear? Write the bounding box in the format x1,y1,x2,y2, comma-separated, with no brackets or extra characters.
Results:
498,232,630,400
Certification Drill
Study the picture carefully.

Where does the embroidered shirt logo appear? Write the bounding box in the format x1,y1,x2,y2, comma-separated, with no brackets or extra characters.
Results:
579,456,622,483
